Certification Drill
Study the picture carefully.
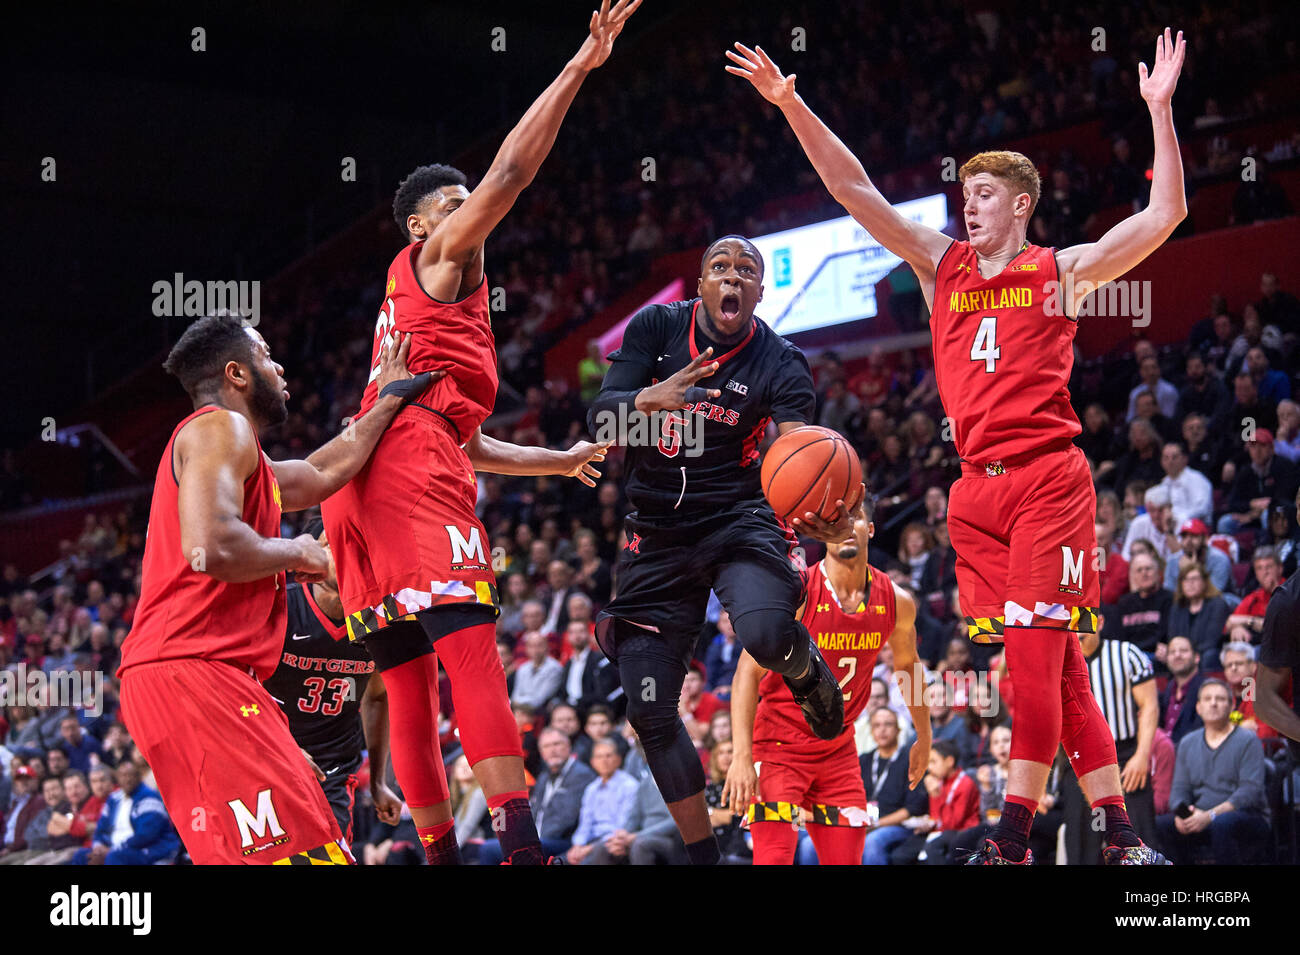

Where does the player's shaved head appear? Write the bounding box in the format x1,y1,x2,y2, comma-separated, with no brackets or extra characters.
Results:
392,163,469,240
701,234,764,278
163,314,257,403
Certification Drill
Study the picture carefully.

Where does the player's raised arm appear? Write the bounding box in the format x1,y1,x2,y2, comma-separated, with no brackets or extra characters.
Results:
465,427,609,487
721,649,764,811
271,334,435,511
423,0,641,266
725,43,951,278
886,587,930,788
1056,29,1188,312
175,410,328,583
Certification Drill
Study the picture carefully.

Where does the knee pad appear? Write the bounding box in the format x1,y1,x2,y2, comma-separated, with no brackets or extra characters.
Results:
1003,628,1067,766
732,609,809,677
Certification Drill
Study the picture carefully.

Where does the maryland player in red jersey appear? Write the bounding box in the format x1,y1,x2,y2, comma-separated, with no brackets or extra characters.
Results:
728,29,1188,864
320,0,639,865
119,315,428,864
723,495,931,865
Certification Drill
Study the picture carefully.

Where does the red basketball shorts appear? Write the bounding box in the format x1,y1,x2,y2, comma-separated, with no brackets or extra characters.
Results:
120,659,348,865
322,407,498,642
751,735,867,820
948,443,1099,643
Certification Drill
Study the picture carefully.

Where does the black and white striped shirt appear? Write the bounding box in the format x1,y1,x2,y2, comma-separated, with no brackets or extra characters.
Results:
1085,639,1155,743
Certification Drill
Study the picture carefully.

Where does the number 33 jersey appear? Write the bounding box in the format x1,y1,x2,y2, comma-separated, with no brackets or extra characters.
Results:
262,582,375,769
930,240,1081,465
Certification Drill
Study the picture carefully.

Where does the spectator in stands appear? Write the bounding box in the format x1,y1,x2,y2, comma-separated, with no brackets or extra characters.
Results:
889,740,979,865
1225,548,1285,645
97,722,131,768
1116,552,1172,658
678,662,724,746
570,528,611,605
1182,413,1227,488
511,631,564,710
1163,519,1232,597
578,339,609,404
496,572,532,635
705,740,750,864
566,738,638,865
1245,346,1291,406
573,704,628,764
1220,431,1298,536
586,768,685,865
1078,403,1119,475
897,523,934,591
1159,636,1206,746
556,620,614,713
0,775,73,865
26,770,97,864
860,706,928,865
1256,272,1300,339
1175,353,1230,430
1228,307,1285,379
71,760,178,865
1221,642,1281,741
1265,501,1300,576
1224,376,1279,466
547,702,581,744
55,766,112,853
1109,420,1164,493
45,746,69,780
1096,488,1126,542
1231,157,1293,226
703,609,741,698
0,766,41,860
497,640,517,697
1275,400,1300,464
1167,562,1232,669
1097,522,1130,605
1155,679,1271,864
1158,442,1212,527
927,680,976,765
1127,356,1179,422
1201,312,1238,372
540,560,581,636
1122,486,1176,563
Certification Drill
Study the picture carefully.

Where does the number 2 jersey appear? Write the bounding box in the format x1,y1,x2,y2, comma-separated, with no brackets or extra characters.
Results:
591,299,816,517
753,560,898,758
930,241,1081,465
262,582,375,770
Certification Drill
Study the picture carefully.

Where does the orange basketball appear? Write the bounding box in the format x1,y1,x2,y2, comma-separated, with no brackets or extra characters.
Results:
760,426,863,523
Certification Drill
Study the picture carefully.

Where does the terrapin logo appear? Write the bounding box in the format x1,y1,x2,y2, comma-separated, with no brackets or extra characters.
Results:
50,886,151,936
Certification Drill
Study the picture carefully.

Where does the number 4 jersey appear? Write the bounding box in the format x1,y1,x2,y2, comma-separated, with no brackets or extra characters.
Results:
930,241,1081,465
262,582,375,770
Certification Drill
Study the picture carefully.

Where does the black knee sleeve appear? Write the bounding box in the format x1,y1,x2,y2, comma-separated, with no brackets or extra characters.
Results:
732,608,810,677
615,629,705,803
364,619,434,673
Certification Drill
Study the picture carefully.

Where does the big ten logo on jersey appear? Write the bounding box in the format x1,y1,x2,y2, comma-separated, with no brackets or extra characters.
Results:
1059,545,1085,597
445,524,488,570
228,789,291,856
368,293,398,384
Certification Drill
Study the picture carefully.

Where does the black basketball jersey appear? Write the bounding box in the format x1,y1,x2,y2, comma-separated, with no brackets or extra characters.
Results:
262,582,374,769
601,299,816,516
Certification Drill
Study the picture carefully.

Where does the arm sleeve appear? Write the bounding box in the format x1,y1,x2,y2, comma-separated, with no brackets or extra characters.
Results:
767,348,817,425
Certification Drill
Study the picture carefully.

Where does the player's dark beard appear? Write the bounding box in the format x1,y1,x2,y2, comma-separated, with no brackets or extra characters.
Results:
250,369,288,428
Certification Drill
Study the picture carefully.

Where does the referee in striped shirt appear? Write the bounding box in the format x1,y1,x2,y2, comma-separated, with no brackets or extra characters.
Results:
1061,605,1161,864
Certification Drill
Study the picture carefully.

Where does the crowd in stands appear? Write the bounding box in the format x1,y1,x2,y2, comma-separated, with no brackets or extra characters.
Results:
4,0,1300,865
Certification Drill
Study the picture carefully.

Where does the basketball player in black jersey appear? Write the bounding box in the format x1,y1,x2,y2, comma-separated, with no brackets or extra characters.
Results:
587,234,856,864
264,528,401,845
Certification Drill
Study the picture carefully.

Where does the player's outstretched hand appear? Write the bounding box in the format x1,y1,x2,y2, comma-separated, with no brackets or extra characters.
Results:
561,440,610,486
1138,27,1185,107
290,534,332,583
570,0,642,73
790,482,862,544
725,43,797,109
300,748,327,782
721,750,759,813
636,347,722,413
371,781,402,825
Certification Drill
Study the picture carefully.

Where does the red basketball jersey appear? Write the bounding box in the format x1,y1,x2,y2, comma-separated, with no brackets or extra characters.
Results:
753,560,897,753
931,240,1081,464
120,407,287,681
359,243,498,442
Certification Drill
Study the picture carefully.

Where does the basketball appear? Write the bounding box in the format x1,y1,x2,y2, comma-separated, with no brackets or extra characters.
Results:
760,426,863,523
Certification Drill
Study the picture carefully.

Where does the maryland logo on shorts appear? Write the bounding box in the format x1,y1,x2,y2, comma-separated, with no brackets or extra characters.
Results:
745,801,873,827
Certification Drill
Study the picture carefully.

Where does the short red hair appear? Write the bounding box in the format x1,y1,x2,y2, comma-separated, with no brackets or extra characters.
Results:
959,151,1042,218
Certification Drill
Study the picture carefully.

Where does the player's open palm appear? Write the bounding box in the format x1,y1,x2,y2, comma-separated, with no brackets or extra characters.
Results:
725,43,797,109
571,0,642,72
722,752,759,812
561,440,610,487
1138,27,1185,107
